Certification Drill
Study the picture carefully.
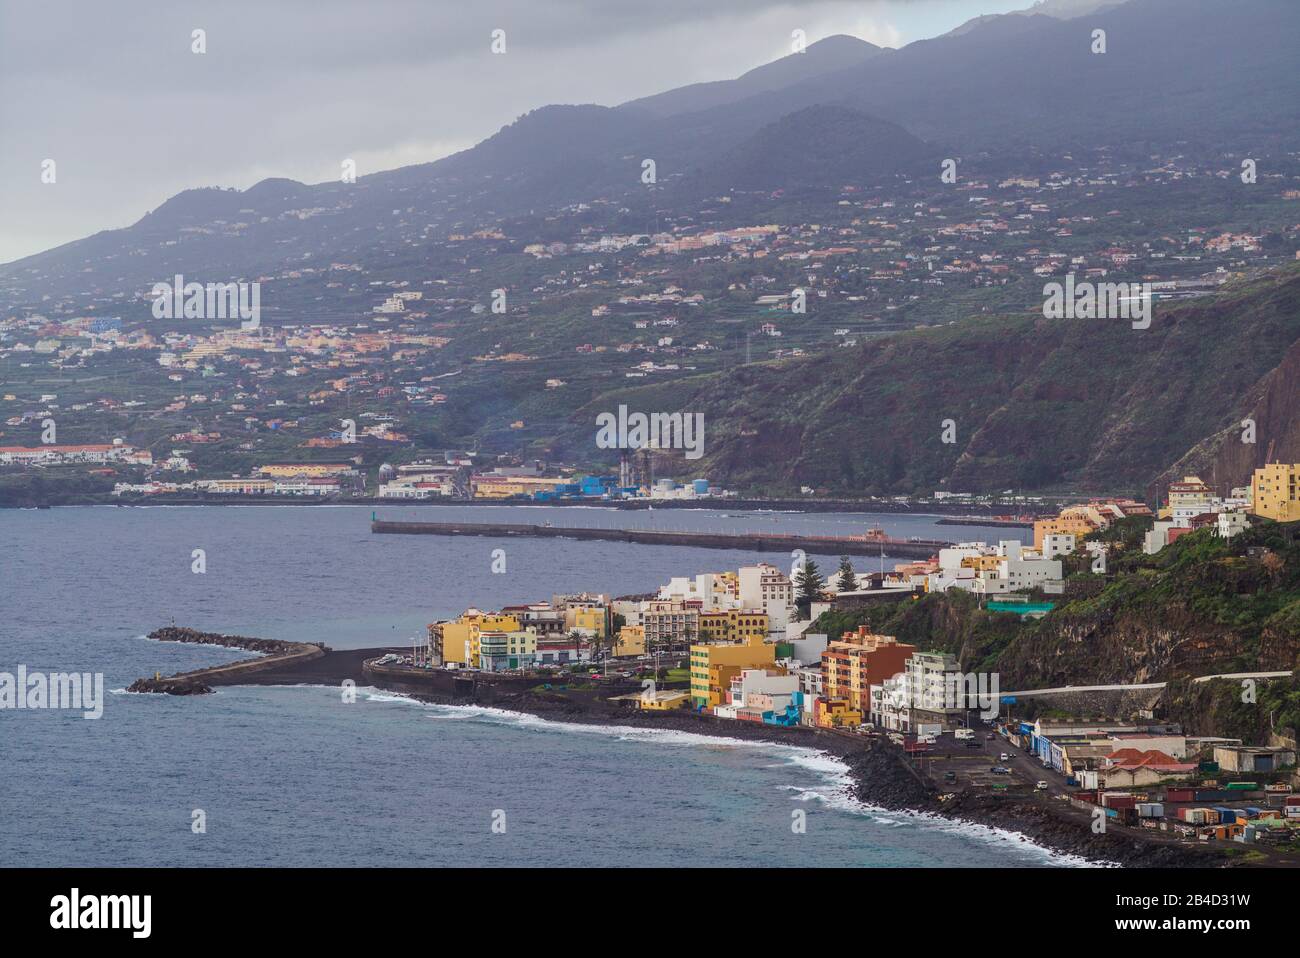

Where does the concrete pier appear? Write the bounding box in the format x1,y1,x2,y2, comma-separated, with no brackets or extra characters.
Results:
370,518,950,559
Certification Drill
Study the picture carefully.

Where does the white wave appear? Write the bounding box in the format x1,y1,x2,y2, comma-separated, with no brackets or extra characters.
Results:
239,685,1098,867
404,701,1087,865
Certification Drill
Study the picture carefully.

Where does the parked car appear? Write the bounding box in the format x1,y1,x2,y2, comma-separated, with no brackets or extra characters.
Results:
999,753,1010,762
990,766,1010,775
1036,781,1050,791
944,771,957,783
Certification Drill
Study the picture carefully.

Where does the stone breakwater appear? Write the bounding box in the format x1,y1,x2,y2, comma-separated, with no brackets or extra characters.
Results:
126,627,328,695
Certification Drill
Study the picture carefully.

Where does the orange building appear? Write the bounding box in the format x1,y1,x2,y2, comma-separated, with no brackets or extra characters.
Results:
822,632,916,713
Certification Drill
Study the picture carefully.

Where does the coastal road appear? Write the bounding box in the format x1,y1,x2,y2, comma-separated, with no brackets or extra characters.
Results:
1003,669,1295,698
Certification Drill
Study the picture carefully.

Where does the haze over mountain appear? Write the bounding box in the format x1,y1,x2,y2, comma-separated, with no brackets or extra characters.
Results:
618,34,884,119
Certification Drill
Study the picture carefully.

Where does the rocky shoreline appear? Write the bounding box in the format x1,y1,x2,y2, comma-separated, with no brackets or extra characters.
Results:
403,686,1231,867
840,740,1228,868
121,630,1236,867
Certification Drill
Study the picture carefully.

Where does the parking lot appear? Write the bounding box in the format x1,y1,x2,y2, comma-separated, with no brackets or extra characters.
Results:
904,722,1059,797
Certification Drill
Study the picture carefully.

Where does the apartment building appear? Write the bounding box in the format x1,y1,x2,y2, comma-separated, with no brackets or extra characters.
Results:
738,563,794,633
642,600,700,649
689,638,775,709
1251,463,1300,522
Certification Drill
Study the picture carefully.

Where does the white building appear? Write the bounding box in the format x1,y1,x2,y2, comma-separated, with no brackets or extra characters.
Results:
1216,511,1249,540
713,668,799,719
738,563,794,633
1041,533,1076,559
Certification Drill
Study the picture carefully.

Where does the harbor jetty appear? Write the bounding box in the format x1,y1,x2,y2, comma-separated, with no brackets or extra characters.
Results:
369,518,951,559
935,515,1037,529
127,627,329,694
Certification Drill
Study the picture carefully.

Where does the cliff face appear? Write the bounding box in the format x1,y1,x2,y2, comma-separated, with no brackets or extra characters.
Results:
997,526,1300,688
1162,674,1300,741
1153,334,1300,498
994,606,1300,690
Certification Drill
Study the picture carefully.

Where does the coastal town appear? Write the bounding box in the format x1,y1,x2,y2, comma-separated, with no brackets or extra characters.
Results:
2,140,1297,509
348,465,1300,860
9,0,1300,933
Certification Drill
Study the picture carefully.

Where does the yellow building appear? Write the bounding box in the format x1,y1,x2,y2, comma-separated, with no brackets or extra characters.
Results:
814,696,863,729
257,463,353,478
1251,464,1300,522
1033,509,1098,550
477,629,538,671
432,610,521,667
566,606,608,639
614,625,646,657
961,555,1003,573
698,609,769,645
637,690,691,711
689,637,775,708
470,475,570,499
206,478,275,494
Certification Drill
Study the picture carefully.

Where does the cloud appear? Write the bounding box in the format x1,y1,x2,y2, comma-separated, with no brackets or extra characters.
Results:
0,0,970,263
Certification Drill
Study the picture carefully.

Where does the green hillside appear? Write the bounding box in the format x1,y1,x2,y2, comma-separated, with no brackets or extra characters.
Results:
572,265,1300,496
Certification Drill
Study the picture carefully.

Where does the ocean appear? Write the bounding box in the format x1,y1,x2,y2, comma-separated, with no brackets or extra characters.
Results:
0,504,1077,867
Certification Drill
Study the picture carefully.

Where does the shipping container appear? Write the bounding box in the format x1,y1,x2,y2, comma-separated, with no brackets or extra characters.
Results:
1166,788,1195,803
1137,803,1164,818
1194,790,1235,802
1225,782,1256,791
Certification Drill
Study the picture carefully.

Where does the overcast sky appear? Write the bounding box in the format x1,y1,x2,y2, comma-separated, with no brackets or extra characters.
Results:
0,0,1030,264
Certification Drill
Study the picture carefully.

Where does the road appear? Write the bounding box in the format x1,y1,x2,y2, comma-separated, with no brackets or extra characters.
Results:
1003,669,1295,698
